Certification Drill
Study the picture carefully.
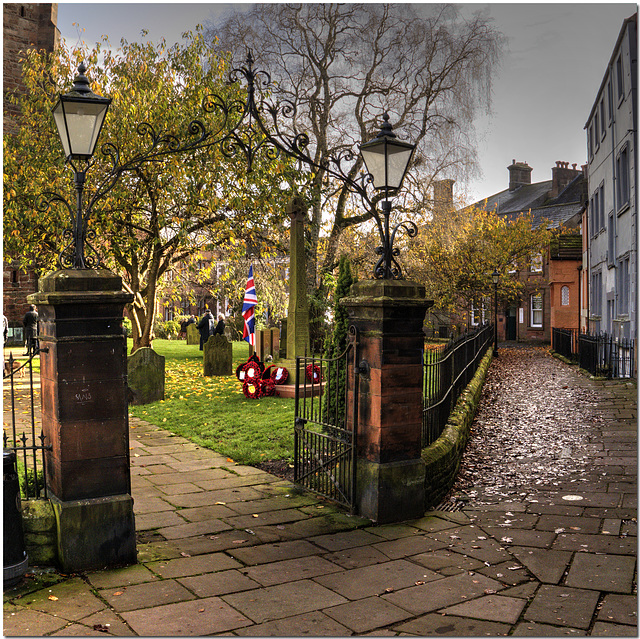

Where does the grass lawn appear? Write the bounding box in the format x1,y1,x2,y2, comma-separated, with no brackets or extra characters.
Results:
127,339,296,467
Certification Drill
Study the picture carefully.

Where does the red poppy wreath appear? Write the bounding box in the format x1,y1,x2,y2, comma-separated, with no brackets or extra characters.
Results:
241,361,262,382
270,366,289,385
261,378,277,397
242,380,262,399
305,364,322,383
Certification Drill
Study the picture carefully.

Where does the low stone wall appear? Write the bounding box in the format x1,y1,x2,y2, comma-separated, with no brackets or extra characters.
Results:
422,348,494,510
21,500,57,566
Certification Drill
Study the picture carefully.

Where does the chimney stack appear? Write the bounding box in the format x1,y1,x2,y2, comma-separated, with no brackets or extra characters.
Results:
433,179,455,216
550,160,582,198
507,160,532,191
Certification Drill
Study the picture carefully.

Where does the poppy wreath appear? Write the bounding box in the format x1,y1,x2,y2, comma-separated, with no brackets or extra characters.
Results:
241,361,262,381
242,379,262,399
305,364,322,383
270,366,289,385
261,378,277,397
235,362,247,381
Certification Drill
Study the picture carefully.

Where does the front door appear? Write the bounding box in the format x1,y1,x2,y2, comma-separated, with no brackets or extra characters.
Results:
506,306,517,340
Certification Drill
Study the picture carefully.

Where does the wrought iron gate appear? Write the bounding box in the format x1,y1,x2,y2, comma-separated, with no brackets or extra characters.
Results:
3,351,51,499
293,327,359,512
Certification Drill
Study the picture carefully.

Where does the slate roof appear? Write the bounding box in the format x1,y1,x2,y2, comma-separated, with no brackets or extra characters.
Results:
471,173,586,229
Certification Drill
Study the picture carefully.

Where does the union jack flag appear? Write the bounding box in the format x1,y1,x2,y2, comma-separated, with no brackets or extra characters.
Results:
242,265,257,347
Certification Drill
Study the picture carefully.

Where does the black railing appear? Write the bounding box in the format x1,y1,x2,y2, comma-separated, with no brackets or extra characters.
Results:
3,351,50,499
552,327,580,361
422,323,493,447
578,332,636,378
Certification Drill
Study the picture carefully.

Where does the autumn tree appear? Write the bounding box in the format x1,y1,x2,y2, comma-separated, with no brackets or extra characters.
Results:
4,30,304,351
207,3,503,294
407,206,554,323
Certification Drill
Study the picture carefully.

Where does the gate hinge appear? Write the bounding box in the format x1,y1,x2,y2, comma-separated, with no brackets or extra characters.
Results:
358,359,370,376
294,417,306,430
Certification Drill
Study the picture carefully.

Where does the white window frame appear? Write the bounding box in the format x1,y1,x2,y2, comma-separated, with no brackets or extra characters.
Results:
530,294,543,328
530,253,543,273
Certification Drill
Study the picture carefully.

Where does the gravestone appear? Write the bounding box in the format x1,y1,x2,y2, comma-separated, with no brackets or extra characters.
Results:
127,347,165,405
186,323,199,345
203,334,232,376
256,327,280,362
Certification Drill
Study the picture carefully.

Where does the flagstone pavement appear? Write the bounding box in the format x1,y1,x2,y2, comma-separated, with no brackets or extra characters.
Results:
3,359,637,636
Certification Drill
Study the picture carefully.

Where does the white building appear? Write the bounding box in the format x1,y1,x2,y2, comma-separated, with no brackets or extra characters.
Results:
584,13,637,339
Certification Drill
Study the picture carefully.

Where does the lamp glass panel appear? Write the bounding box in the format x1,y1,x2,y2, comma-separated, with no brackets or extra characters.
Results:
385,144,414,190
360,143,387,189
52,101,71,158
57,99,109,158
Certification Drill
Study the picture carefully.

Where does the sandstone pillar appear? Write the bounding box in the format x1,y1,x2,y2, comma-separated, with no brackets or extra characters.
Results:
286,196,310,359
342,279,433,523
29,269,136,572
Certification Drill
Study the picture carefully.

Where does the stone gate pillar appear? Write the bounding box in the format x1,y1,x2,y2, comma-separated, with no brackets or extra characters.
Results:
29,269,136,572
342,279,433,523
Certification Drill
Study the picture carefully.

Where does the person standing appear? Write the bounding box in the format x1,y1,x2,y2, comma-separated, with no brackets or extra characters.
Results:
214,314,225,336
196,309,215,351
22,304,38,356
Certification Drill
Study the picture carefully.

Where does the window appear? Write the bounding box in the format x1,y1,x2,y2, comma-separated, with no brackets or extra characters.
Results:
608,214,615,266
531,253,543,273
561,286,570,306
599,99,606,139
616,145,630,211
591,271,603,317
599,184,605,231
607,80,613,124
616,54,624,101
591,190,599,235
470,299,487,326
530,294,543,328
617,257,630,315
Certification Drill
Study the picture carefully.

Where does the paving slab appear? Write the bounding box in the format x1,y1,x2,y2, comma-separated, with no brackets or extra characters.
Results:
321,544,391,569
322,595,412,633
314,558,441,600
178,569,261,597
221,579,348,624
240,555,342,586
597,593,639,626
590,621,638,636
227,539,321,565
523,584,600,629
101,579,195,612
3,608,70,636
552,532,637,554
382,572,504,615
440,593,527,624
146,552,243,578
393,612,511,636
509,546,573,584
234,610,351,636
564,552,636,593
120,596,252,636
308,528,382,551
511,621,587,635
86,563,159,589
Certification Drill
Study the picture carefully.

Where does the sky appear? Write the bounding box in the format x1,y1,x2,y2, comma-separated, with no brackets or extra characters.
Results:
55,2,637,205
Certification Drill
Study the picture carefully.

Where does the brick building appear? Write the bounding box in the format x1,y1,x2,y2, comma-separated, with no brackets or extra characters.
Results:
3,3,59,343
474,160,586,343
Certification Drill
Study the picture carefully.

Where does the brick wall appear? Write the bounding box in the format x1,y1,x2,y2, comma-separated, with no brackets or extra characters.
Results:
3,3,59,133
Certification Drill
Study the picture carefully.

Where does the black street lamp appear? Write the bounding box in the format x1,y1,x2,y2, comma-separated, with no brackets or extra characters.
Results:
51,63,111,269
360,113,416,279
492,269,499,356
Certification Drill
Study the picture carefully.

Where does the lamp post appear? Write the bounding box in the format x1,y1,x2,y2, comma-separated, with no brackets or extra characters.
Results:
359,113,416,279
492,269,499,356
51,63,111,269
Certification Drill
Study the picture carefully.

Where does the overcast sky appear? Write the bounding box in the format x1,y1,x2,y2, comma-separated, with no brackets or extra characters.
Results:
55,2,636,204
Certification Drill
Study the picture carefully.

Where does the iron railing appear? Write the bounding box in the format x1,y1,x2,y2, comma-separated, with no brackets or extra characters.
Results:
552,327,580,361
578,332,636,378
422,323,493,447
3,351,50,499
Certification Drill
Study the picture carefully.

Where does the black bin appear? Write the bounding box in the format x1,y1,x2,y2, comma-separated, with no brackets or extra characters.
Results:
4,451,28,586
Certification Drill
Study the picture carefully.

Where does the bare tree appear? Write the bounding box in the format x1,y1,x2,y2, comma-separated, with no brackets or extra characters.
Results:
208,3,503,293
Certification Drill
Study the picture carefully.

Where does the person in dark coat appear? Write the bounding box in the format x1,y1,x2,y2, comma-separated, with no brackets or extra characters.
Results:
22,304,38,356
196,309,215,350
214,314,225,336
